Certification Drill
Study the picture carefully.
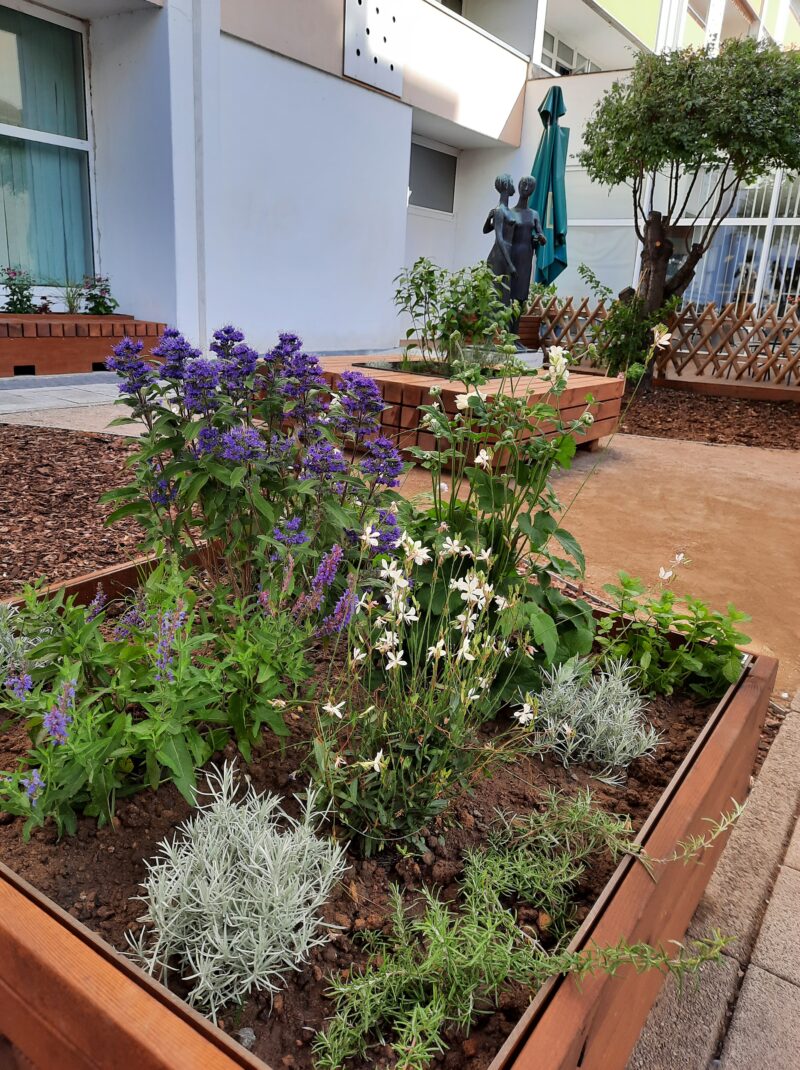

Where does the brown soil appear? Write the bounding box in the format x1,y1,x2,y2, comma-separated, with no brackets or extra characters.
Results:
0,689,777,1070
620,386,800,450
0,425,140,598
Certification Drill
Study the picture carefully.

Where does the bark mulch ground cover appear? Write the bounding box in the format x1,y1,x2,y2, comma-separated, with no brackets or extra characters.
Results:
0,689,781,1070
620,386,800,450
0,425,139,598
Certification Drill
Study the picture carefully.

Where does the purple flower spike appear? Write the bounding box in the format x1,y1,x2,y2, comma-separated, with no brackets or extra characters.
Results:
107,337,154,395
21,768,44,803
219,426,266,463
183,357,221,413
301,440,348,479
333,371,386,443
360,436,404,488
152,328,201,381
154,606,187,683
43,679,76,745
5,672,33,701
317,580,358,636
85,584,107,622
273,516,309,548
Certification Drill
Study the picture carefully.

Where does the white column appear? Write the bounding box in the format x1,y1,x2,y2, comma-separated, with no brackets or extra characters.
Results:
705,0,726,54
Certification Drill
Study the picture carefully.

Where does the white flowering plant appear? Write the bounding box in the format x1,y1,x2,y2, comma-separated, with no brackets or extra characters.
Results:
402,351,596,693
307,537,531,855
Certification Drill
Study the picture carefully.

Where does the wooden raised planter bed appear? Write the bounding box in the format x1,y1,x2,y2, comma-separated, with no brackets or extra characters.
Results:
320,357,625,456
0,561,777,1070
0,315,167,378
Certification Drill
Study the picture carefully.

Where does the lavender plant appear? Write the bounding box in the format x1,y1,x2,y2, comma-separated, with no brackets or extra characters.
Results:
103,327,405,603
515,657,661,781
127,764,347,1019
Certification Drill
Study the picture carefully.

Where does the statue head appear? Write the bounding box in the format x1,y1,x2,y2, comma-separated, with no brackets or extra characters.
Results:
494,173,515,196
518,175,536,198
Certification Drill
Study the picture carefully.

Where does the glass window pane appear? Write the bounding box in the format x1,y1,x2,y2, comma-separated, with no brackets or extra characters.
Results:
0,6,86,139
408,142,457,213
543,31,555,51
557,40,574,65
681,223,765,309
0,134,93,284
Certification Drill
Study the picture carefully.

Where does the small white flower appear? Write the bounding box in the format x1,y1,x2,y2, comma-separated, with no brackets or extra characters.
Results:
465,687,481,703
360,524,380,549
359,749,385,773
439,481,450,493
322,700,346,720
429,384,442,396
659,567,674,581
440,536,463,558
377,629,400,653
494,594,509,611
427,639,447,661
455,388,487,411
399,605,419,624
350,646,367,664
477,548,493,564
455,610,477,633
333,753,347,768
405,539,431,566
548,345,567,363
514,702,535,726
269,698,287,709
456,640,476,662
673,552,687,566
385,649,407,671
475,448,492,470
561,722,575,738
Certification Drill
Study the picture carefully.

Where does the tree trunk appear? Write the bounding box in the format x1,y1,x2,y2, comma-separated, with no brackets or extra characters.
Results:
638,211,674,314
664,242,704,301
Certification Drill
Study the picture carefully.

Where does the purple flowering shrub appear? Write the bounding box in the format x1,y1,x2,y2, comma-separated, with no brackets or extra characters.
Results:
0,562,311,836
104,326,405,604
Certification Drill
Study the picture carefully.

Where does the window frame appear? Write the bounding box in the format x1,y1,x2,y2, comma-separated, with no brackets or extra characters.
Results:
408,135,459,218
0,0,97,294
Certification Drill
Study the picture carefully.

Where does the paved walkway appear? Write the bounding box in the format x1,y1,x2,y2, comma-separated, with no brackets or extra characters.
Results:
0,374,131,434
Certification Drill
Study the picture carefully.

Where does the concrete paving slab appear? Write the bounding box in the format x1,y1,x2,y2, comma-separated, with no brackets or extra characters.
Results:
750,866,800,986
688,709,800,964
0,405,142,437
720,965,800,1070
627,954,742,1070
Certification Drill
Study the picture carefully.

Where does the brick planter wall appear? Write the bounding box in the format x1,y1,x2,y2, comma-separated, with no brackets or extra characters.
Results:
320,357,625,457
0,315,166,377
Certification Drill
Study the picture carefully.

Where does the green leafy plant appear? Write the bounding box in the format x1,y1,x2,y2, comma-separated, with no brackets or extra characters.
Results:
128,763,346,1019
1,266,36,313
60,279,85,314
596,568,751,698
314,790,732,1070
394,257,519,369
82,274,119,315
516,657,660,782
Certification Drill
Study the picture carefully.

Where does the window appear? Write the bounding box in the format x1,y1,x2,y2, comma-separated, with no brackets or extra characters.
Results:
0,4,93,285
541,31,601,75
408,142,457,214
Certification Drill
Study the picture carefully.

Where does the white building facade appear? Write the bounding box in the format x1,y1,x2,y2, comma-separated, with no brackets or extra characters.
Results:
1,0,799,351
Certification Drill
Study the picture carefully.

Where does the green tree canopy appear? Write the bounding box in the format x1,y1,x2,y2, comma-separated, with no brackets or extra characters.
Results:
579,38,800,312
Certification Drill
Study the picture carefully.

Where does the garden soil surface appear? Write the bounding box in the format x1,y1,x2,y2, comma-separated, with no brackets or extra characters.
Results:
0,425,140,598
0,692,783,1070
620,386,800,450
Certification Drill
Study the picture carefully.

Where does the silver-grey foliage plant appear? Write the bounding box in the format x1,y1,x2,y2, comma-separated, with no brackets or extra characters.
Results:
127,763,347,1019
0,604,43,676
528,657,660,781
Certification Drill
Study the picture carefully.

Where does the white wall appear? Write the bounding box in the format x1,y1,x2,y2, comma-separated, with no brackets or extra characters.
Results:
90,7,178,323
451,71,637,296
404,205,457,270
208,35,412,351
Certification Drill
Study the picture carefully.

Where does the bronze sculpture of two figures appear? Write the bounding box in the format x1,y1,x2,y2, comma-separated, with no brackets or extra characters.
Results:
484,173,547,335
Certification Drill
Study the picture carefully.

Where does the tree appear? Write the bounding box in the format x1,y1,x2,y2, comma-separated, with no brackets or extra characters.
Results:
579,39,800,314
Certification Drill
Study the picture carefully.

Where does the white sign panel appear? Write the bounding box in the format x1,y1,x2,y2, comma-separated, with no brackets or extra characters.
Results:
344,0,404,97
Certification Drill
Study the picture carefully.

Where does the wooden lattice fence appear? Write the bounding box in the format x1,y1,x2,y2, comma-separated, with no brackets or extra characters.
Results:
534,297,800,400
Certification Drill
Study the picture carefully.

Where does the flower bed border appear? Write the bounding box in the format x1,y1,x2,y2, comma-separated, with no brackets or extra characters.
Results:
0,560,777,1070
0,314,167,378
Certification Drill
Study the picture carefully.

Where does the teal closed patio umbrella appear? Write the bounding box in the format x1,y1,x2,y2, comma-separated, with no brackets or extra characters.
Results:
529,86,569,284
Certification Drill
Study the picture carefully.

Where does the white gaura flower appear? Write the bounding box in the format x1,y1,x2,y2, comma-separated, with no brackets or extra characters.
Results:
322,700,346,720
673,551,688,566
460,544,474,559
455,610,477,633
333,753,347,768
465,687,481,703
359,749,385,773
405,539,431,566
376,629,400,653
427,639,447,661
456,639,476,662
547,346,570,386
477,548,493,564
659,567,674,581
269,698,287,709
513,702,535,726
475,448,493,470
350,646,367,665
360,524,380,549
455,388,488,411
399,605,419,624
385,649,407,671
440,536,463,558
494,594,509,611
359,593,379,613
